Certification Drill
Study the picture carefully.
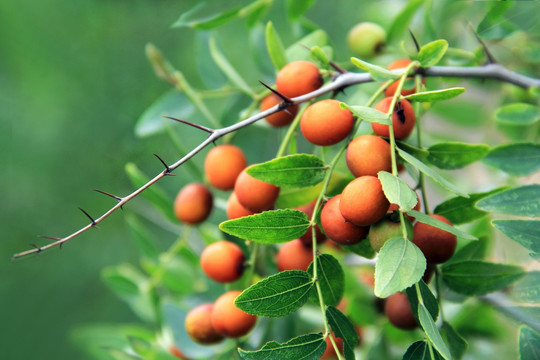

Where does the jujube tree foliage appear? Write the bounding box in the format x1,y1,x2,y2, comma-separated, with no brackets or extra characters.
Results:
13,1,540,359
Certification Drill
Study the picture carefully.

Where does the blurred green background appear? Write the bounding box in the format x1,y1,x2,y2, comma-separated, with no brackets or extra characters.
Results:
2,0,538,359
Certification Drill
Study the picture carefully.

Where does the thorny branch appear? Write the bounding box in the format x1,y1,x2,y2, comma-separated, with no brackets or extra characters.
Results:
12,62,540,259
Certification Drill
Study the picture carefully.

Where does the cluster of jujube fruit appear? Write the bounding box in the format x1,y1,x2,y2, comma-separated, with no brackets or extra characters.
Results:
171,51,460,356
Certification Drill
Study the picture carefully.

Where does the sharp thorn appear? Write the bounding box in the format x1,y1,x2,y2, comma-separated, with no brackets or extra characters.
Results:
93,189,122,202
258,81,292,103
78,207,98,227
467,22,497,64
30,244,42,253
408,28,420,52
38,235,61,241
153,153,173,175
329,61,347,74
163,116,214,134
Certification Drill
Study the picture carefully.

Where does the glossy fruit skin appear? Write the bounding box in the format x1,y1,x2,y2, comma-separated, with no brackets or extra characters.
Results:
234,167,280,212
260,93,299,127
346,134,392,177
300,99,354,146
372,97,416,140
347,22,386,59
174,183,213,225
276,239,313,272
321,195,369,245
296,201,326,246
185,304,224,344
276,60,323,98
384,58,419,97
339,176,390,226
211,290,257,338
413,214,457,264
384,292,418,330
204,145,247,190
368,215,414,252
226,192,256,220
201,241,245,283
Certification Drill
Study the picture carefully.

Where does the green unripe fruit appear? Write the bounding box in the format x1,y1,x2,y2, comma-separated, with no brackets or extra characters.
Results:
368,214,413,252
347,22,386,59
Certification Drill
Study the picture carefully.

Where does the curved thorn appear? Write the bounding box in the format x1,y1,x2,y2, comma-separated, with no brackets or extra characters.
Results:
78,207,98,227
258,81,292,104
153,154,175,176
93,189,122,202
409,28,420,52
163,116,214,134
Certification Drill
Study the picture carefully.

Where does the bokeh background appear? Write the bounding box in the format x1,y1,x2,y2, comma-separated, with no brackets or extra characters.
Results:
2,0,539,359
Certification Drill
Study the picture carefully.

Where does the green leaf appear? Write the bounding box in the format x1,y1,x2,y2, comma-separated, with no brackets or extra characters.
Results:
265,21,288,70
519,326,540,360
408,210,477,240
326,306,359,360
493,220,540,253
219,209,310,244
418,304,452,360
406,281,439,323
476,185,540,217
366,334,390,360
341,104,391,125
102,268,140,297
378,171,417,212
286,30,328,62
427,142,489,170
441,260,525,296
396,141,430,161
124,163,176,223
374,237,426,298
397,148,469,198
171,3,241,30
310,46,330,69
403,341,444,360
448,236,489,263
433,187,508,225
483,142,540,176
511,271,540,304
495,103,540,126
125,214,159,260
286,0,316,20
417,39,448,67
209,37,255,97
308,255,344,307
238,333,325,360
441,321,468,360
387,0,424,44
477,2,517,40
239,0,272,27
344,239,376,259
247,154,327,188
404,87,465,102
350,57,401,81
135,90,195,138
235,270,314,317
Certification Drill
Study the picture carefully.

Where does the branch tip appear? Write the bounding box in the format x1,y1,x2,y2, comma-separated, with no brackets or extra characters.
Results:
163,116,214,134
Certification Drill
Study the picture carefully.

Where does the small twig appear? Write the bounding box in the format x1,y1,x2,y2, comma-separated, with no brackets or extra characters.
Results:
12,63,540,258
